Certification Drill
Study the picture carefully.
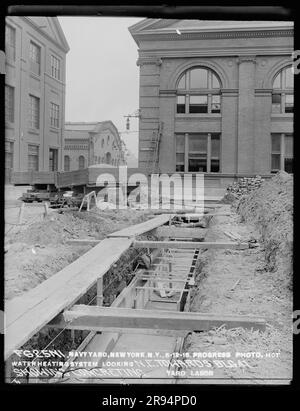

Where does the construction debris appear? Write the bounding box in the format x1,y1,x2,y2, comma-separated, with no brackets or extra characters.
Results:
225,175,264,199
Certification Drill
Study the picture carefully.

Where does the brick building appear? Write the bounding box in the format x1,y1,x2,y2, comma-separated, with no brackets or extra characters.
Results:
129,19,293,187
5,17,69,182
64,121,126,171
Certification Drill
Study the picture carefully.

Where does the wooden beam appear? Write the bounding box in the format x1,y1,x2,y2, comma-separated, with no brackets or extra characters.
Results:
48,305,266,332
107,214,172,238
133,240,249,250
150,226,207,239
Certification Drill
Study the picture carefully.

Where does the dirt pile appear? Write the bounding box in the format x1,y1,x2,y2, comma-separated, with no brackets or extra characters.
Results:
236,171,293,290
8,208,151,246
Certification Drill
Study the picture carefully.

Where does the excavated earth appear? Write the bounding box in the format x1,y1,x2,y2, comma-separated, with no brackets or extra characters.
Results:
181,172,293,384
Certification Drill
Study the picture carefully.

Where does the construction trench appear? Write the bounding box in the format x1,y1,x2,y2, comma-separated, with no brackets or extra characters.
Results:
5,199,273,385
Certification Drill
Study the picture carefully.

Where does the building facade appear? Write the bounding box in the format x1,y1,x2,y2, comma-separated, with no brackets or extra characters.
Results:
64,121,126,171
5,16,69,181
129,19,294,186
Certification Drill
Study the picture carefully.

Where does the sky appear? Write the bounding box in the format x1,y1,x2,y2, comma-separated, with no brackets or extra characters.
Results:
58,16,143,157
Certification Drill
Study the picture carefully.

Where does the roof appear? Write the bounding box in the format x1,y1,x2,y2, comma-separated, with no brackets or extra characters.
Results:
23,17,70,53
65,121,123,146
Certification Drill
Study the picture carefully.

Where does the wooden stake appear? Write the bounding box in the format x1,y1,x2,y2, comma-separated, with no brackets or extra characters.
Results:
18,202,25,224
96,278,103,306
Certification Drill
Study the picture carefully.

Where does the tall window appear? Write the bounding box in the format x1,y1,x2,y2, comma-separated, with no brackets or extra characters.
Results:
29,95,40,129
29,41,41,75
271,133,293,174
176,67,221,114
5,141,14,169
78,155,85,169
5,25,16,61
49,149,58,171
272,66,293,114
50,102,59,128
64,155,70,171
51,55,61,80
176,133,221,173
5,85,14,123
28,145,39,171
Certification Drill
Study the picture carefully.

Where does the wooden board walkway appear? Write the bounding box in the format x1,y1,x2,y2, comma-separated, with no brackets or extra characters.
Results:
107,214,172,238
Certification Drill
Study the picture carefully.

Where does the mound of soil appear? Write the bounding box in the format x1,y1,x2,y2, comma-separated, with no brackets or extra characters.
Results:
5,208,151,300
236,171,293,290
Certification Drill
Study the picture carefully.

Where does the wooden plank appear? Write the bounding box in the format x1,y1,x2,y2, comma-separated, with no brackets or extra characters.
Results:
107,214,172,238
5,237,133,360
135,286,187,293
151,226,207,239
49,305,266,332
133,240,249,250
47,324,188,337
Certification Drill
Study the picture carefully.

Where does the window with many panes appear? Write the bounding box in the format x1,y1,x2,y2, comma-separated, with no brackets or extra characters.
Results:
29,95,40,129
271,133,293,174
5,85,14,123
29,41,41,75
272,66,293,114
176,68,221,114
51,55,61,80
49,149,58,171
5,25,16,61
28,144,39,171
50,102,59,128
176,133,221,173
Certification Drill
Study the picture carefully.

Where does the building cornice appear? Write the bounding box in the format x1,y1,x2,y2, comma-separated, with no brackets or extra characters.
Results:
138,47,293,59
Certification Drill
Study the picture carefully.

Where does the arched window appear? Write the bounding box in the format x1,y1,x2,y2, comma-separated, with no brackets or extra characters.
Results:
272,66,293,113
101,138,104,148
78,155,85,169
64,155,70,171
107,135,110,144
176,67,221,114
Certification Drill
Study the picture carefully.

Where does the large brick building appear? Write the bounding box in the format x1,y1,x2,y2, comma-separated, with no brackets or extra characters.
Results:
5,17,69,181
64,121,126,171
129,19,293,187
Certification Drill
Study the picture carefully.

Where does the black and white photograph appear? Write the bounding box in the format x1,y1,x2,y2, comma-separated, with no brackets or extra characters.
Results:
2,5,296,390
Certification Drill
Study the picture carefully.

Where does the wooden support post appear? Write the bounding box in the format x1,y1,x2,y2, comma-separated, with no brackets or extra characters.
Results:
43,202,49,218
97,278,103,306
70,329,75,345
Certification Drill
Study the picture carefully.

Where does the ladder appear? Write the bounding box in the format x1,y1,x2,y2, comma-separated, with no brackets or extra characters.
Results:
144,122,163,174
